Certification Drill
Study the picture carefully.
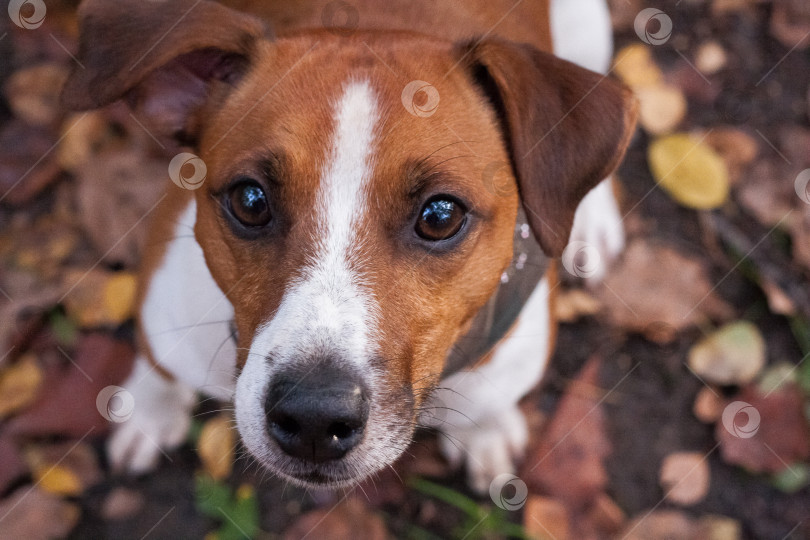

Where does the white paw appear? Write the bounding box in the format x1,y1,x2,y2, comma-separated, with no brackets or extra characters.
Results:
438,405,528,495
106,357,196,474
567,177,625,284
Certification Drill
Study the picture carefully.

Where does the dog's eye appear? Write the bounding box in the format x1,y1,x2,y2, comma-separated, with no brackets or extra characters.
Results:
227,180,271,227
415,197,467,241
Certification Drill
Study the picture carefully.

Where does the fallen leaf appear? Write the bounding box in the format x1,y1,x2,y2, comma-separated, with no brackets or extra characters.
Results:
695,41,728,75
637,84,687,135
554,288,602,323
649,133,730,209
737,159,795,228
74,149,168,267
687,321,766,386
620,510,698,540
693,387,724,424
659,451,711,506
0,353,43,418
613,44,664,89
282,498,389,540
0,120,62,206
704,128,758,184
587,493,627,536
716,383,810,473
770,0,810,51
198,414,235,481
521,358,610,510
3,63,69,127
32,464,83,497
0,436,28,495
0,486,80,540
26,441,102,495
102,487,145,521
695,514,742,540
523,496,570,540
596,239,733,342
62,269,137,328
57,112,120,172
8,333,135,438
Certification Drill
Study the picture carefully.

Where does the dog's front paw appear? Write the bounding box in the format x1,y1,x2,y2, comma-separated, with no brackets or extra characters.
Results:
106,357,196,474
438,405,528,495
566,177,625,284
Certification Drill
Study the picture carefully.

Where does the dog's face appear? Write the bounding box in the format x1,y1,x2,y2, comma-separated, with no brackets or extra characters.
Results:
63,0,636,487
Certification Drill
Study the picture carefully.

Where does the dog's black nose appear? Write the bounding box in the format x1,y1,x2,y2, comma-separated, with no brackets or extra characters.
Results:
265,365,369,463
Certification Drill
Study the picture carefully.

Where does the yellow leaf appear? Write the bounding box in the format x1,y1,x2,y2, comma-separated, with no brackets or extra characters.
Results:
636,84,687,135
687,321,766,385
649,134,730,209
198,415,235,481
0,354,43,418
103,273,137,325
63,270,137,328
35,465,83,497
613,44,664,89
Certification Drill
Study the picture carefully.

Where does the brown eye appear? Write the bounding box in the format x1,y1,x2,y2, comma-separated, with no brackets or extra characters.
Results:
415,197,466,241
228,180,271,227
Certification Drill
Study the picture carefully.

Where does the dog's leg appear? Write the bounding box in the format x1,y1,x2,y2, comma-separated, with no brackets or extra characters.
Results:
108,199,237,473
423,277,553,494
568,176,626,283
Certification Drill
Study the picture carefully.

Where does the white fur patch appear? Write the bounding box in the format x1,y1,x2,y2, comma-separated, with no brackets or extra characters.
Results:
569,177,625,283
550,0,613,74
140,199,237,400
236,80,390,484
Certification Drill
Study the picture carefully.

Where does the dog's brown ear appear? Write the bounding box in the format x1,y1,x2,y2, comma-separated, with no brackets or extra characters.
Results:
460,39,638,257
61,0,268,145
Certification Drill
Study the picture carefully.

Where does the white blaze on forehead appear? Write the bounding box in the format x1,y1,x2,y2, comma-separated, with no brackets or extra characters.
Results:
245,79,381,370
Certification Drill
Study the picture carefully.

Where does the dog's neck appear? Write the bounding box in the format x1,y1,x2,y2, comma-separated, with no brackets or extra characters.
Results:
444,208,549,375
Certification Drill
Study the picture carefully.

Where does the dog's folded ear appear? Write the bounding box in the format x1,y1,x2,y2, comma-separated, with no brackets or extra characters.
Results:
460,39,638,257
61,0,269,146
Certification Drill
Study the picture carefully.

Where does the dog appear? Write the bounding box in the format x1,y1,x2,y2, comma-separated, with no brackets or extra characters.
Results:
62,0,637,492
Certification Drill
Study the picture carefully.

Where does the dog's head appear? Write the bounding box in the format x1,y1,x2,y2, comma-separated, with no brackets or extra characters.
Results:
63,0,637,487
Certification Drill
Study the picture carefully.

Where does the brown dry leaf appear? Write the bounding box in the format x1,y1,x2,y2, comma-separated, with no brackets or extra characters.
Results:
0,486,80,540
75,149,168,266
57,112,120,172
659,452,711,506
523,496,570,540
102,487,145,521
587,493,627,535
737,159,795,227
637,84,687,135
198,414,235,481
3,63,69,127
554,288,602,323
649,133,730,210
62,269,137,328
0,436,28,495
620,510,698,540
8,333,135,438
521,358,610,510
687,321,766,386
0,353,43,418
716,383,810,473
770,0,810,50
704,128,758,184
282,498,389,540
596,239,733,342
0,120,62,206
613,44,664,89
694,387,724,424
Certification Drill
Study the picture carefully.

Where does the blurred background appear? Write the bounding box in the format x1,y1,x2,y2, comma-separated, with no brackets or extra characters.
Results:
0,0,809,538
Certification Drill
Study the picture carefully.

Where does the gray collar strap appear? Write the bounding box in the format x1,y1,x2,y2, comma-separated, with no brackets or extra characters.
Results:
443,209,549,376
